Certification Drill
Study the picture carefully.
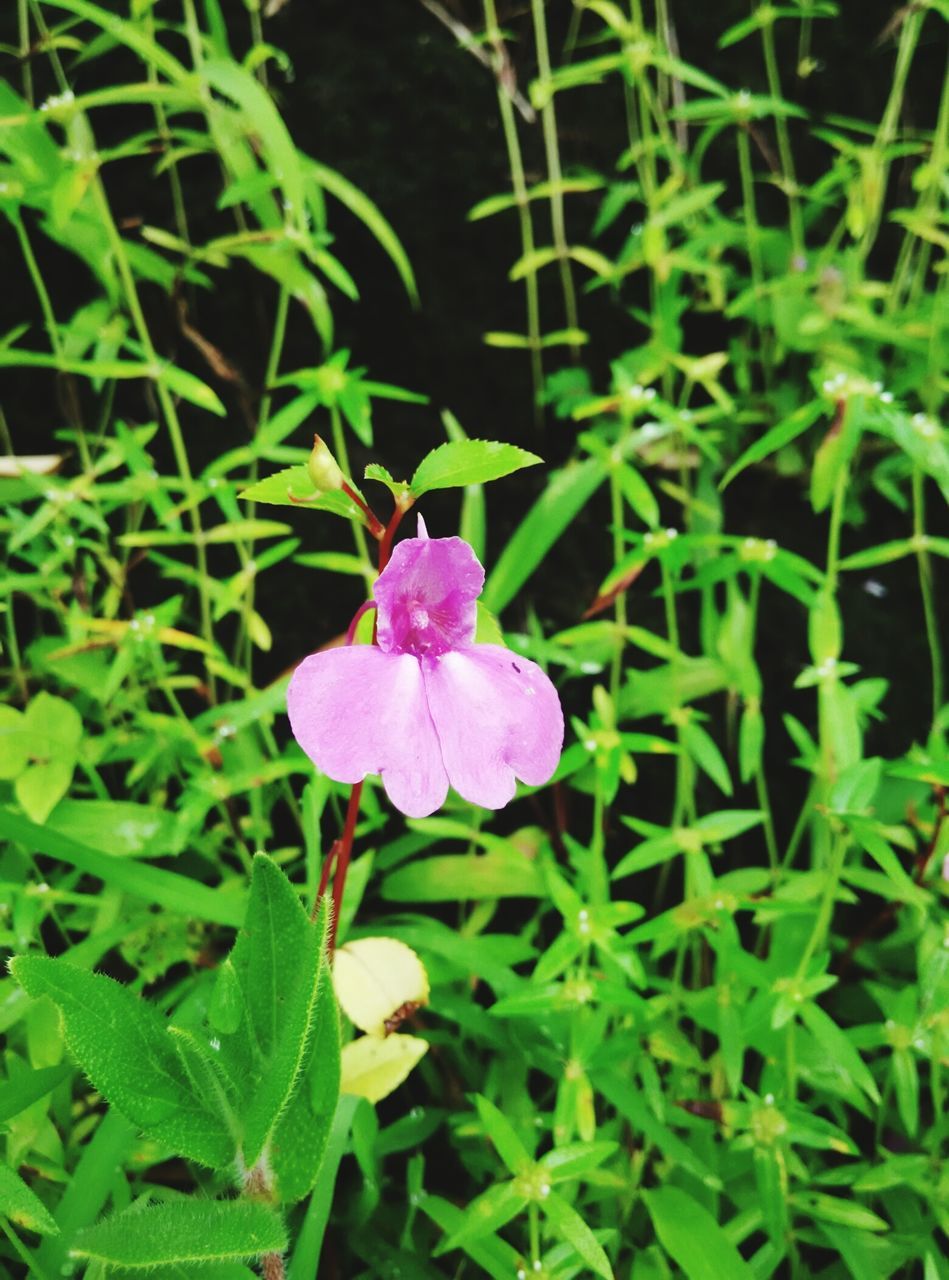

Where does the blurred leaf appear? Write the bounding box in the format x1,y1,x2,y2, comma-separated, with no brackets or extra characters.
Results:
483,457,608,613
0,1163,59,1235
644,1186,754,1280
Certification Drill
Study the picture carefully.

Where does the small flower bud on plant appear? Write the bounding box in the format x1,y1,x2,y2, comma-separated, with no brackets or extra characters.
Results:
307,434,345,493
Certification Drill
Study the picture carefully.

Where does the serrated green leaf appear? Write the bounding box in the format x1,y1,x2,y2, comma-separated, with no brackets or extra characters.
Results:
238,465,363,521
11,956,234,1167
410,440,541,497
270,967,341,1203
221,857,327,1166
73,1199,287,1267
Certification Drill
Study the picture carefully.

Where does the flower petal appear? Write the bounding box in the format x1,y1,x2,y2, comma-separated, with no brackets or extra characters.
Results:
422,646,564,809
288,647,448,818
374,533,484,657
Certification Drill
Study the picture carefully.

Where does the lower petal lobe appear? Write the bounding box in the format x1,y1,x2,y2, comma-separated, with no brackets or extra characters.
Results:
288,647,449,818
422,646,563,809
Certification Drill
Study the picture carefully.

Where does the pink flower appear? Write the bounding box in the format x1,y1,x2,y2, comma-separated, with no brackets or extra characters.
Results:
288,518,564,818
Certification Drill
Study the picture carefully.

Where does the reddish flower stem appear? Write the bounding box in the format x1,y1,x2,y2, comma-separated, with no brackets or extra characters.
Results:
345,599,376,646
341,481,385,540
313,495,413,949
377,496,413,573
327,781,363,950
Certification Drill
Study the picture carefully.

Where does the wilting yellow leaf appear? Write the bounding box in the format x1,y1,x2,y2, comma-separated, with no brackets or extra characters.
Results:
340,1033,428,1104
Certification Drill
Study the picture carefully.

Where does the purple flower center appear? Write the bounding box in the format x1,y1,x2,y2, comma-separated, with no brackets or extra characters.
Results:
374,532,483,659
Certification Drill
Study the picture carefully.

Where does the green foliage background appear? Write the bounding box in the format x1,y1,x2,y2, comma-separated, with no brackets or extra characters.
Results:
0,1,947,1278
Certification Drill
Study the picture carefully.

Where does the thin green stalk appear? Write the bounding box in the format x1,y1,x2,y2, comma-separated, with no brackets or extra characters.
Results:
589,780,609,905
12,211,93,472
530,0,580,352
746,571,780,874
779,780,815,873
825,462,846,590
912,467,943,724
4,599,28,702
180,0,206,70
91,177,217,701
17,0,33,105
329,404,372,574
1,1218,52,1280
248,3,268,86
660,552,696,830
236,285,291,671
608,463,627,705
759,7,803,255
28,0,68,93
528,1202,541,1269
860,5,925,262
146,9,191,249
484,0,543,421
795,830,848,980
736,124,769,383
12,213,62,357
907,58,949,306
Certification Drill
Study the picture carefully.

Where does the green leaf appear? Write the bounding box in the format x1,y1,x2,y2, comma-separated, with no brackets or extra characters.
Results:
545,1189,614,1279
798,1003,880,1104
222,856,327,1166
10,955,235,1167
73,1200,287,1267
381,851,545,901
46,799,179,859
238,465,365,522
16,758,74,823
270,966,341,1203
420,1193,520,1280
308,158,418,304
441,1181,527,1252
644,1186,755,1280
34,1109,136,1277
364,462,411,498
0,1162,59,1235
0,349,225,415
0,808,245,927
0,705,28,779
474,1095,532,1175
0,1062,71,1122
720,401,822,489
483,457,608,614
681,720,733,795
410,440,541,497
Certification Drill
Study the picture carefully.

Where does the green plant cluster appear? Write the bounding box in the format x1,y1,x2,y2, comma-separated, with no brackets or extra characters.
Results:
0,2,947,1278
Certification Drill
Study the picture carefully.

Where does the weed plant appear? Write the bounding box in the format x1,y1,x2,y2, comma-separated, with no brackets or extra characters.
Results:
0,2,947,1278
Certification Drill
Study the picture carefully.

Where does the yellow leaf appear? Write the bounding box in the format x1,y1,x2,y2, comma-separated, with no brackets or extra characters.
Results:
340,1034,428,1104
333,937,429,1038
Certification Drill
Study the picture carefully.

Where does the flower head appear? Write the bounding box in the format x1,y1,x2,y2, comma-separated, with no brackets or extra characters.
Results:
287,518,564,817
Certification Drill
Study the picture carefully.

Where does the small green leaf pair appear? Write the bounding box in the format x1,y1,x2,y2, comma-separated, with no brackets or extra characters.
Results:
0,691,82,823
